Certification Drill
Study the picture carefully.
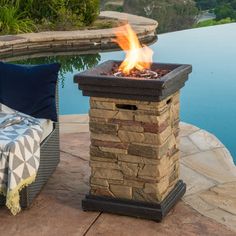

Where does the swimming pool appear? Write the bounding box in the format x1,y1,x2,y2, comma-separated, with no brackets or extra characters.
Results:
12,23,236,163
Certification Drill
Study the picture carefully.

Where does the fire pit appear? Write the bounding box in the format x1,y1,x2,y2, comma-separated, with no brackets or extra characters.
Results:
74,25,192,221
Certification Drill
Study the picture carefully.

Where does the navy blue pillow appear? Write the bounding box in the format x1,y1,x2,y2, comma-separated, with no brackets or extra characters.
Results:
0,62,60,121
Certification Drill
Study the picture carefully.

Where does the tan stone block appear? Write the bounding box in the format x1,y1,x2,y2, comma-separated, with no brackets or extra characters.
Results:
90,186,114,197
91,132,120,142
107,179,124,185
92,168,123,180
113,110,134,120
91,140,128,149
128,138,170,159
133,188,159,203
119,125,144,133
110,185,132,199
117,154,142,163
90,146,117,160
89,117,109,123
142,121,169,134
138,164,158,179
91,156,117,162
99,146,128,154
90,160,120,169
90,177,109,187
89,121,118,135
123,179,144,188
119,162,138,176
117,154,159,164
118,130,144,143
90,99,116,110
90,109,117,119
134,110,169,124
143,127,171,145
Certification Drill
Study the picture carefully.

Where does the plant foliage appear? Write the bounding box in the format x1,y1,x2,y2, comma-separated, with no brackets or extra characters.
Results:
0,0,100,34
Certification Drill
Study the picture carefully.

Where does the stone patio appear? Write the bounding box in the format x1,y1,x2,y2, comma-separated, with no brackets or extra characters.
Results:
0,117,235,236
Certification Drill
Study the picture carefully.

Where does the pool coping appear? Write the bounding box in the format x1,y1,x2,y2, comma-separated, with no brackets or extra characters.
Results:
0,11,158,59
59,114,236,232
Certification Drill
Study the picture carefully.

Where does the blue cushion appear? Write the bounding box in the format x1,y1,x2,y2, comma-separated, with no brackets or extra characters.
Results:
0,62,60,121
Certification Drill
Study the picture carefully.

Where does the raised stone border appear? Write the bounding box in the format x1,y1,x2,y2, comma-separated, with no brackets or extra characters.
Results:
59,114,236,232
0,11,158,59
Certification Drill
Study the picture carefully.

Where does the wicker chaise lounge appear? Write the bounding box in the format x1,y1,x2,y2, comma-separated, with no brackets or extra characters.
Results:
0,105,60,208
0,62,61,210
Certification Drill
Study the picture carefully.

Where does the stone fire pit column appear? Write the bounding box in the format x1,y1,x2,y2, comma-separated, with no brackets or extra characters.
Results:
74,60,192,221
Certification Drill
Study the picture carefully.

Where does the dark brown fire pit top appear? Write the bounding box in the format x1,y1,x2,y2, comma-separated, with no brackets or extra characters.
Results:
74,60,192,102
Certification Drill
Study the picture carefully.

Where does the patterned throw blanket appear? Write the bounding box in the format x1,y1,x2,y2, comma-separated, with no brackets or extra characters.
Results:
0,110,43,215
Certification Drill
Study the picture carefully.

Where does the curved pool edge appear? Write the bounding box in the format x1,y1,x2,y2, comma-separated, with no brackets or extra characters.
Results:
59,115,236,232
0,11,157,59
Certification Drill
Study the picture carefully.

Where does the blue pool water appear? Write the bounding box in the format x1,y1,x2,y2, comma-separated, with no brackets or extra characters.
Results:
13,23,236,163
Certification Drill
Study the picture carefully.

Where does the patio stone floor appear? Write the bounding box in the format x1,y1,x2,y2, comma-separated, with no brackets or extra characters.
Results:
0,117,236,236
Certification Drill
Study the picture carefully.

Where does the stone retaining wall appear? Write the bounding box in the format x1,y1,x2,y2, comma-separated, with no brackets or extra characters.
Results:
0,11,158,59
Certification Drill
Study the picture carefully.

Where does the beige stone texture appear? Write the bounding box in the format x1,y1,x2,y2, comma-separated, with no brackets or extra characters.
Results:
90,99,116,110
90,161,120,170
90,132,120,142
143,127,171,145
110,185,132,199
99,146,128,154
189,129,224,151
118,130,144,143
90,177,109,187
92,168,123,180
119,162,139,177
113,110,134,120
182,148,236,183
119,124,144,132
134,110,169,124
89,109,117,119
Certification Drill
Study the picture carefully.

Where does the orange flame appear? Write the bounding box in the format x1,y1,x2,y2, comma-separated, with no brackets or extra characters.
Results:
114,24,153,75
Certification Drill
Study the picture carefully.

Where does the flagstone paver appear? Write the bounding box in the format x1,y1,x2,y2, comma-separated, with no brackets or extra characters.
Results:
0,117,235,235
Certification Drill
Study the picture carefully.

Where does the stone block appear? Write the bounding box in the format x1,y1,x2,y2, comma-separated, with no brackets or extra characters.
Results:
128,139,170,159
99,146,128,154
90,160,120,169
90,109,117,119
138,164,158,179
91,132,120,142
91,140,128,149
119,162,139,176
143,127,171,145
90,146,117,160
123,179,144,188
117,154,159,164
90,99,116,110
142,121,168,134
90,186,114,197
89,121,118,135
113,110,134,121
134,110,169,124
110,185,132,199
92,168,123,180
118,130,144,143
90,177,109,187
119,125,144,132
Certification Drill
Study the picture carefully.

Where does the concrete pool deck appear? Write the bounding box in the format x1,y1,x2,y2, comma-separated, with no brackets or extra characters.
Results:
0,115,235,236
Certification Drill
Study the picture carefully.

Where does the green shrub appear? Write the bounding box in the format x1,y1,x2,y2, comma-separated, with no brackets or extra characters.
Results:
0,4,36,34
0,0,100,34
195,17,235,28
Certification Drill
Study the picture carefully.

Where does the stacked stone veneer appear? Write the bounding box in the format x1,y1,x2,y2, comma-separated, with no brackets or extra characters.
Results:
89,92,180,203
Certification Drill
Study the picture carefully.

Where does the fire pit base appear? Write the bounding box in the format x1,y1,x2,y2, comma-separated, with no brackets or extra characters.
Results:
82,180,186,221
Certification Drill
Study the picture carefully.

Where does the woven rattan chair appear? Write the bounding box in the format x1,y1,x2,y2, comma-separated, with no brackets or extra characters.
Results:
0,90,60,208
